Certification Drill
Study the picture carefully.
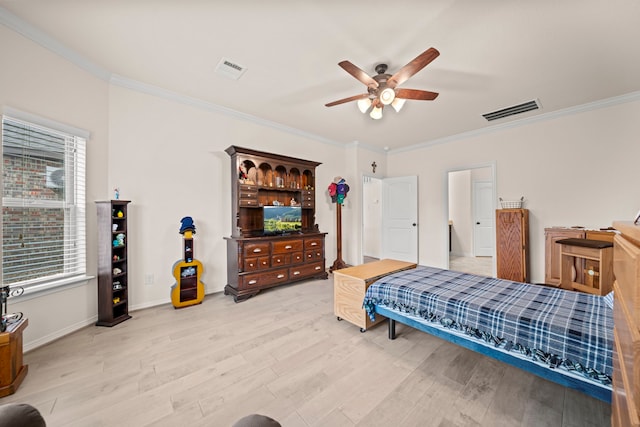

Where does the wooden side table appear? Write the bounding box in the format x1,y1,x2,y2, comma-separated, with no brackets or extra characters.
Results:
0,317,28,397
333,259,417,332
558,238,614,295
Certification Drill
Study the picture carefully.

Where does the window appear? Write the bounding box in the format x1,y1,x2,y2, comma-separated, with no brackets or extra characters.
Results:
2,111,88,293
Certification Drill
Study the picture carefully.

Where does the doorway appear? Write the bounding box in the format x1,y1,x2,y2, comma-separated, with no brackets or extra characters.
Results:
362,175,419,264
362,175,382,263
447,165,496,276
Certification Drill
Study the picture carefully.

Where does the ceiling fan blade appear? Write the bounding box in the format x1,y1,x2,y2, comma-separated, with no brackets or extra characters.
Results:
325,93,370,107
395,88,439,101
388,47,440,88
338,61,379,89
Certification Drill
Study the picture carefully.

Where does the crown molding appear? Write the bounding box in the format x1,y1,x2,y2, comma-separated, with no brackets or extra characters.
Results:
0,6,111,81
1,6,344,149
389,90,640,155
109,74,343,147
5,5,638,156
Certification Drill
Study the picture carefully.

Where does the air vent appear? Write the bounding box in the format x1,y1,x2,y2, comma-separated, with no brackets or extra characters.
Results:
482,100,541,122
215,57,247,80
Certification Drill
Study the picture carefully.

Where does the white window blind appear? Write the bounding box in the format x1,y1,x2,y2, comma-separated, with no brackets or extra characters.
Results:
2,115,87,290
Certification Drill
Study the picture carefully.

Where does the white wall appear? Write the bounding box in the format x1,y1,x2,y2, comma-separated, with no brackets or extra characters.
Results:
107,86,349,308
1,24,349,350
0,25,109,349
388,98,640,283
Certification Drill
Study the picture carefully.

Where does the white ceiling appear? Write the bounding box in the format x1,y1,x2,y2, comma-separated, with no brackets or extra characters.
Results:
2,0,640,152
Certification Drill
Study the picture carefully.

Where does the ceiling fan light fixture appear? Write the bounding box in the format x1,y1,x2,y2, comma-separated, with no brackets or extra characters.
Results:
391,97,406,112
369,105,383,120
357,98,372,114
379,87,395,105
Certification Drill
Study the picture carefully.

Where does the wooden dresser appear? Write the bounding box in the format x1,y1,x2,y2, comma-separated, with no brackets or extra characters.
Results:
612,221,640,426
496,209,529,282
225,233,327,302
224,146,328,302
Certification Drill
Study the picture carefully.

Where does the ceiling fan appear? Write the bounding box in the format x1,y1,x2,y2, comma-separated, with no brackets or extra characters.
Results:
325,47,440,119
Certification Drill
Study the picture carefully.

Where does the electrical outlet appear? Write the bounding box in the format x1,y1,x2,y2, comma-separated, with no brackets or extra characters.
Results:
144,274,154,285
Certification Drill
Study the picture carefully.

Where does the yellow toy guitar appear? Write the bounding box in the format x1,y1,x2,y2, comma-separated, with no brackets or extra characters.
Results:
171,216,205,308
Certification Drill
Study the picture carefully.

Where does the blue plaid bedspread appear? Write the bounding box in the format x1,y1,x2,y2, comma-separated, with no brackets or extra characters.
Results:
363,266,613,382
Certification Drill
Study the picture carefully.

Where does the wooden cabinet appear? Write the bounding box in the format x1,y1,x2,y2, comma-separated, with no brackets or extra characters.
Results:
226,146,321,238
611,221,640,427
96,200,132,326
558,238,614,295
333,259,417,332
544,227,618,287
496,209,529,282
225,233,327,302
224,146,328,301
0,318,28,397
545,228,585,286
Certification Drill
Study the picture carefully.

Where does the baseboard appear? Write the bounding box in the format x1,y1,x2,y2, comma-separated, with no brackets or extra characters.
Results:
24,316,97,352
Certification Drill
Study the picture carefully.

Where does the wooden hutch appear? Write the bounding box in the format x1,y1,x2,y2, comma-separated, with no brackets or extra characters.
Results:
224,146,328,302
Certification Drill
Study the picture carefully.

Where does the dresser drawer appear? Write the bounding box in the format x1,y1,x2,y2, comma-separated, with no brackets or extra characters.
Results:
289,262,324,279
271,253,291,267
615,234,640,325
304,238,323,250
239,183,259,193
273,239,303,254
243,256,270,272
241,268,289,288
291,252,304,264
243,242,270,257
613,328,640,427
239,185,259,207
614,286,640,412
239,199,259,207
306,249,323,261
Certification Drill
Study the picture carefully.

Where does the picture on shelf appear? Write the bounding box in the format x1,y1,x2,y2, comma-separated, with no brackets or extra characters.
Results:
263,206,302,233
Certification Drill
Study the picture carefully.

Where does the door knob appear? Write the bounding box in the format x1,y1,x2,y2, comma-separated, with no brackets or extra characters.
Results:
476,222,480,225
412,223,417,227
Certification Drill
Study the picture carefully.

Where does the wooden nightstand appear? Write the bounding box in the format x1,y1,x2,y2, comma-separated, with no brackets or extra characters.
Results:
558,238,614,295
333,259,417,332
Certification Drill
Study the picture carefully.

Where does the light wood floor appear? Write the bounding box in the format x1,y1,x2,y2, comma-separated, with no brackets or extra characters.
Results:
449,256,494,277
3,276,610,426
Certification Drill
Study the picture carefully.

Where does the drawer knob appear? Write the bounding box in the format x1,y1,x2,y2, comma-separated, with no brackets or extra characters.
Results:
249,280,257,285
285,245,293,249
277,259,281,263
262,261,267,265
249,263,254,267
310,242,318,246
277,274,285,279
315,266,321,270
253,248,262,253
293,271,300,275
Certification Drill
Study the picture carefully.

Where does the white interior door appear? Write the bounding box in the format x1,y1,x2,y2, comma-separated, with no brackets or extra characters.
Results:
381,176,418,263
473,180,494,257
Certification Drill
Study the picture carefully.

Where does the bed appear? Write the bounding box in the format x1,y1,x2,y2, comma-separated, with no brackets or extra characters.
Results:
362,265,614,403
